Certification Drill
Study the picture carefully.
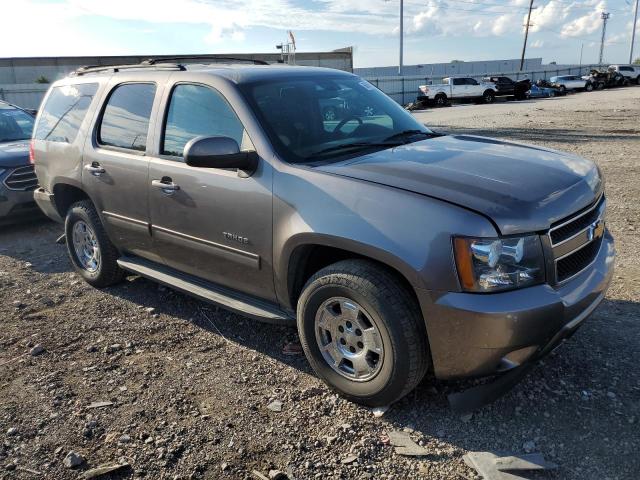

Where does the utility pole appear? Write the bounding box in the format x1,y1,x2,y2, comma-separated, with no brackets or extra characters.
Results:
520,0,535,71
630,0,639,64
599,12,610,65
399,0,404,76
579,42,584,68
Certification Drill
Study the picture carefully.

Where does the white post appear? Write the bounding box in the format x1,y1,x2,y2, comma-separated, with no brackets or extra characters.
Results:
630,0,639,64
399,0,404,76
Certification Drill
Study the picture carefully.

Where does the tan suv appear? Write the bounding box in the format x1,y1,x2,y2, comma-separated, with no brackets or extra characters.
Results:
32,59,614,409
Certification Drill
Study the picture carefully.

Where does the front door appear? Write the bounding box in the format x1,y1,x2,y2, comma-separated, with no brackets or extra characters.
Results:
82,79,165,260
147,82,275,302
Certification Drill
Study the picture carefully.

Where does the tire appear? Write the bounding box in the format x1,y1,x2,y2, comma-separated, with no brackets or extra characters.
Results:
636,76,640,86
596,82,605,90
434,94,448,107
585,82,593,92
65,200,124,288
549,91,555,97
559,85,566,94
296,259,430,407
482,90,495,104
323,107,337,121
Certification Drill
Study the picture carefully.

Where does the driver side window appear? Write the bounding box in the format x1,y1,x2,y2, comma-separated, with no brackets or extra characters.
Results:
162,84,252,158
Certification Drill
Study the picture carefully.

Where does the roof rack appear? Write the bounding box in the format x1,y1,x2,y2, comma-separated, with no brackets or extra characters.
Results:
143,56,269,66
71,56,270,76
72,62,185,76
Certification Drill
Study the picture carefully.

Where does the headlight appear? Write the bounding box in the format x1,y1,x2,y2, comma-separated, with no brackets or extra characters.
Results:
453,235,545,292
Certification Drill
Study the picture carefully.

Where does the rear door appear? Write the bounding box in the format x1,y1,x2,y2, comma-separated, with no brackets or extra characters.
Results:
451,78,467,97
466,78,483,96
82,76,167,260
147,80,275,301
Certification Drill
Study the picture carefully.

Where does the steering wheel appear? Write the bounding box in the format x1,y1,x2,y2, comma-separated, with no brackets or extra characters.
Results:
333,116,363,134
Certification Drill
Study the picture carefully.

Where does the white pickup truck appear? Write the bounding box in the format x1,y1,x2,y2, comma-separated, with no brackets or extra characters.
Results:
417,77,498,106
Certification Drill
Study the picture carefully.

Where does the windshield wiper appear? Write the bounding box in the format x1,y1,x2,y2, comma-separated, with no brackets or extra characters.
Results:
309,141,404,159
383,130,440,143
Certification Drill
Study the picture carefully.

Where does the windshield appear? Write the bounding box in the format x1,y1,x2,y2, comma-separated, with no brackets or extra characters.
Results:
240,76,432,163
0,105,34,142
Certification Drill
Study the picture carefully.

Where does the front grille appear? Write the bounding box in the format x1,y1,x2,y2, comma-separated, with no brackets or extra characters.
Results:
556,235,603,282
550,195,605,245
548,194,605,283
3,165,38,191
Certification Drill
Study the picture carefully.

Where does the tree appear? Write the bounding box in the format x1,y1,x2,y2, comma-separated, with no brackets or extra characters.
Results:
35,76,50,84
633,58,640,65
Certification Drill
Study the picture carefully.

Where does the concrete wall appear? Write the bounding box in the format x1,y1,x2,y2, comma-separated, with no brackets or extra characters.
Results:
0,49,354,109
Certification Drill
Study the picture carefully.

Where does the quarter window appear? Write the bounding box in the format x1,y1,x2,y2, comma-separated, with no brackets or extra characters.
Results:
162,84,248,157
34,83,98,143
98,83,156,152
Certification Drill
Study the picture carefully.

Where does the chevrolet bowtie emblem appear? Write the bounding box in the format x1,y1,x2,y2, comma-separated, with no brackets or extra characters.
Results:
587,219,605,242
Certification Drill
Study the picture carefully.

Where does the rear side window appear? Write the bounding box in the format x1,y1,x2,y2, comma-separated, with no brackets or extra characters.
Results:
98,83,156,152
162,84,247,157
34,83,98,143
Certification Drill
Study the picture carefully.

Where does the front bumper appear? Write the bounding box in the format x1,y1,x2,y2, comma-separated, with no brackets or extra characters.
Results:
417,230,615,380
0,184,42,223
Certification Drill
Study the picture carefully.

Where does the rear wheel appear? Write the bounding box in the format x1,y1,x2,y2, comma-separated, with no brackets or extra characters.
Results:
297,260,430,407
636,76,640,85
65,200,124,287
434,94,448,107
585,82,593,92
559,85,566,94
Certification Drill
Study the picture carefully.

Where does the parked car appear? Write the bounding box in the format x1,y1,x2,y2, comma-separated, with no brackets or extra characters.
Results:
418,77,498,106
549,75,593,93
33,62,614,407
608,64,640,84
526,84,556,98
0,100,40,224
482,76,531,100
535,79,567,96
583,68,628,89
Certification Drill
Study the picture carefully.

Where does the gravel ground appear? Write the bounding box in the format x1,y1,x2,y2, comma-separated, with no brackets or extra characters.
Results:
1,87,639,480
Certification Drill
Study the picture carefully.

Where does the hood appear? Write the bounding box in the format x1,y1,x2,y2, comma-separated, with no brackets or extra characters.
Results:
0,140,30,168
316,135,602,235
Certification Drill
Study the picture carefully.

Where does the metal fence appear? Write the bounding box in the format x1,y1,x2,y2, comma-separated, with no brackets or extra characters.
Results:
364,64,603,105
0,63,606,110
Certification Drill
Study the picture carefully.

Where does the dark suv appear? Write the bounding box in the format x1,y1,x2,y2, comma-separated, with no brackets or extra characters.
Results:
0,101,39,223
32,61,614,407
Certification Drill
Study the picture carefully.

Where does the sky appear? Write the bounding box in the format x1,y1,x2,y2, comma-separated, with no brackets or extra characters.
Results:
1,0,638,68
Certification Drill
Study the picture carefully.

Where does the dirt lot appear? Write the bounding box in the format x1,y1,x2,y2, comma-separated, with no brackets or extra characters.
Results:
1,87,639,480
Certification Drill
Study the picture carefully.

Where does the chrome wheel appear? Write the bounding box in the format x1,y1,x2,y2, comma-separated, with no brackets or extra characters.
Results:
71,220,101,273
315,297,384,382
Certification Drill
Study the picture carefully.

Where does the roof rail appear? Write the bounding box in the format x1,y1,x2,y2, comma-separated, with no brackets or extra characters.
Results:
71,62,186,76
144,56,270,66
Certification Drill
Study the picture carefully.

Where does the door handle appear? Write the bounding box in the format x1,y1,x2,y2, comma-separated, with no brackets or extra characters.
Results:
152,177,180,194
84,162,105,176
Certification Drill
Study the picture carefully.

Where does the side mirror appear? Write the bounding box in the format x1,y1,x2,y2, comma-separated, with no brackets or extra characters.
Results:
183,136,257,176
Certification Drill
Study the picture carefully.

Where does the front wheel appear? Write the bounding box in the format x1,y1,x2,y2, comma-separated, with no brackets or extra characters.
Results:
482,90,496,104
65,200,124,287
585,82,593,92
297,260,430,407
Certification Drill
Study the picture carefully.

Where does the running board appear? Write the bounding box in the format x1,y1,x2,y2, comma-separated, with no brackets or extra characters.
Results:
117,256,294,325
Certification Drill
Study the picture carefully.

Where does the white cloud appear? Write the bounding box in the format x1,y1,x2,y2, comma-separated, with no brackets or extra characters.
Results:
559,1,607,37
492,14,517,36
531,39,545,48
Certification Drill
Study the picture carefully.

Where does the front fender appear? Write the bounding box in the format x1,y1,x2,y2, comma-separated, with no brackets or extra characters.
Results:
272,164,498,310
